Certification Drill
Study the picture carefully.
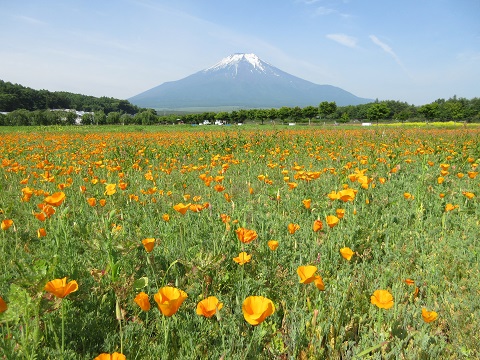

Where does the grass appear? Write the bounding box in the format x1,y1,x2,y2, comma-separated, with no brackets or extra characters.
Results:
0,125,479,359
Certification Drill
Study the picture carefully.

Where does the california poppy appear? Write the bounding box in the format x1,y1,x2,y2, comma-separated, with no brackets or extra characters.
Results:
173,203,190,215
337,189,356,202
312,220,323,232
87,197,96,207
37,228,47,238
302,199,311,209
1,219,13,231
370,290,394,309
314,275,325,291
104,184,117,196
242,296,275,326
44,192,66,207
142,238,155,253
196,296,223,318
340,247,354,261
235,228,258,244
134,291,151,311
336,208,345,219
267,240,279,251
162,213,170,222
297,265,318,284
154,286,188,317
233,252,252,265
404,279,415,286
326,215,339,228
94,353,126,360
0,296,7,313
44,277,78,298
462,191,475,199
288,223,300,234
421,308,438,323
445,203,458,212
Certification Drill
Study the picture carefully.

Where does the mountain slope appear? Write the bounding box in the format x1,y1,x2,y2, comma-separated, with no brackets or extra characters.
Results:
129,53,372,109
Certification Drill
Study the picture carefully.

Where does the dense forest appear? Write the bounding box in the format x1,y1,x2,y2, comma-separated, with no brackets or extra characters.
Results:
1,79,479,126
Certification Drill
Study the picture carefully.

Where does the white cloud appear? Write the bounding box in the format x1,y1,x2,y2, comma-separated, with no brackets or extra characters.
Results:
326,33,357,48
369,35,413,78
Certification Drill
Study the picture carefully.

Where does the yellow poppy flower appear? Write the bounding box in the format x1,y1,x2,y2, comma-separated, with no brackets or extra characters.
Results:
312,220,323,232
288,223,300,234
326,215,339,228
173,203,191,215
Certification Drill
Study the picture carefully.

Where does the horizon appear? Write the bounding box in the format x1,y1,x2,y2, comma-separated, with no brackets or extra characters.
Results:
1,0,479,106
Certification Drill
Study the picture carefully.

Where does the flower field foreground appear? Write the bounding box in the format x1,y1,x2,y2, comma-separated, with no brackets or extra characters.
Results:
0,126,478,359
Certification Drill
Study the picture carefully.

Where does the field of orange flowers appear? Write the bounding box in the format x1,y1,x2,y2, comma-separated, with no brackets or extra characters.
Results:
0,125,479,359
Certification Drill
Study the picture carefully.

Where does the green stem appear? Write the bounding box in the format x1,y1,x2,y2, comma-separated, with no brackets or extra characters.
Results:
61,300,65,358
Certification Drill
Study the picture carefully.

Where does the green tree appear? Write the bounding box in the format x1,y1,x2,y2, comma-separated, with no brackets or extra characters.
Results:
319,101,337,119
418,103,439,122
302,106,318,125
367,103,390,124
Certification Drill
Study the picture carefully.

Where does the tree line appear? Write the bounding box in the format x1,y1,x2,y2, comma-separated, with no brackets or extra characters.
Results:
1,80,479,126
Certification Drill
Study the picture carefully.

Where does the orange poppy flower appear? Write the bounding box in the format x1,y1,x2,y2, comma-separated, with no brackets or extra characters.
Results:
287,182,298,190
233,252,252,265
99,199,107,207
104,184,117,196
1,219,13,231
437,177,444,184
467,171,478,179
242,296,275,326
87,197,96,207
312,220,323,232
302,199,311,209
94,353,126,360
267,240,279,251
340,247,354,261
34,212,46,221
297,265,318,284
235,228,258,244
370,289,394,309
326,215,339,228
336,208,345,219
288,223,300,234
403,192,414,200
0,296,7,313
44,277,79,298
214,184,225,192
196,296,223,318
338,189,356,202
153,286,188,317
43,192,66,207
118,181,128,190
134,291,151,311
173,203,190,215
189,204,203,212
421,308,438,323
462,191,475,199
327,191,339,200
456,173,464,179
39,204,56,218
223,193,232,202
162,213,170,222
404,279,415,286
314,275,325,291
37,228,47,238
142,238,155,253
445,203,458,212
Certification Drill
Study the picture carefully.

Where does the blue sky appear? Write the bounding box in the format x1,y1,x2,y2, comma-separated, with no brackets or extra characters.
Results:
1,0,479,105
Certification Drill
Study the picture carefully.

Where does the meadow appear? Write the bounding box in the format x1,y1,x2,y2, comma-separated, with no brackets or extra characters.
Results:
0,125,479,359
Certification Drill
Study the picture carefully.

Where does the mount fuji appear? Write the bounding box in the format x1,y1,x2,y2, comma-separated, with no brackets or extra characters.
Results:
129,53,372,109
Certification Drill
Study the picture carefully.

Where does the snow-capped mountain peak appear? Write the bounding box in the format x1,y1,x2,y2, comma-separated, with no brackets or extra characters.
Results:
204,53,271,74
